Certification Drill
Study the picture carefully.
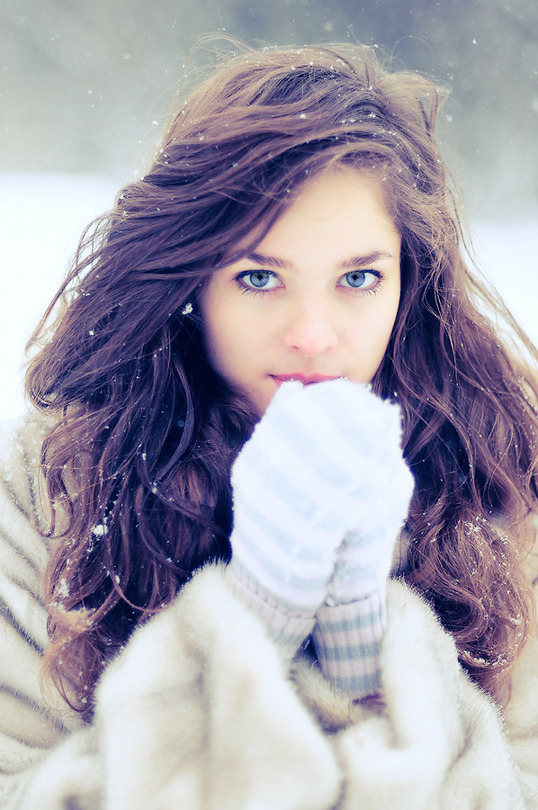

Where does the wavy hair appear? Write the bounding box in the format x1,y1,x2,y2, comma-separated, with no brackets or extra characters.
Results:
26,42,538,715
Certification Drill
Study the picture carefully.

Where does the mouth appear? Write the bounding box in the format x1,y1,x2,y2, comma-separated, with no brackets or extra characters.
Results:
269,373,342,386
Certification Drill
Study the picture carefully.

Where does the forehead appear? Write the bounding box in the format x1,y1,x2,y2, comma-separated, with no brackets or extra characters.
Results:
224,166,399,265
257,168,398,246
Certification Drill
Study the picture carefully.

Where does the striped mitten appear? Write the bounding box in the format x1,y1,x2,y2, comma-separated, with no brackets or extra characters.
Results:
313,392,414,698
226,379,388,658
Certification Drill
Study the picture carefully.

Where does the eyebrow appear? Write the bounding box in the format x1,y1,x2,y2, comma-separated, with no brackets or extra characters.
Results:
246,252,289,269
245,250,396,270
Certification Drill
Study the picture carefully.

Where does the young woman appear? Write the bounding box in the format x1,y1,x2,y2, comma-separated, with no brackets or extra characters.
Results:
1,42,538,809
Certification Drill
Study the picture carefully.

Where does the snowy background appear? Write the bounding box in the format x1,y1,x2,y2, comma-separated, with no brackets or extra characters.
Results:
1,0,537,420
1,174,118,420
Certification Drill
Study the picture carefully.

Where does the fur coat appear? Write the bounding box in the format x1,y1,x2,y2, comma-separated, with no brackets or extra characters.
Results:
1,414,537,809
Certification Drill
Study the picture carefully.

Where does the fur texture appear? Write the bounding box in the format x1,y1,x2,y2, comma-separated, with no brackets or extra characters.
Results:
1,416,538,809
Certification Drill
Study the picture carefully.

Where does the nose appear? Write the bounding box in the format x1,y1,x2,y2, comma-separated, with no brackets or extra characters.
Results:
283,295,338,357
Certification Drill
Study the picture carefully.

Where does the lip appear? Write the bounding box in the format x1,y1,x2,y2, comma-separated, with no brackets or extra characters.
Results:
270,373,342,386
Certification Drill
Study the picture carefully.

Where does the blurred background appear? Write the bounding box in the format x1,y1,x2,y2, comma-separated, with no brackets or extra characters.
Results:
1,0,537,418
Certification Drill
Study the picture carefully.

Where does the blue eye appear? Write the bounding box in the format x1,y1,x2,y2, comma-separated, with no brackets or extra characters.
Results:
237,270,280,291
339,270,380,290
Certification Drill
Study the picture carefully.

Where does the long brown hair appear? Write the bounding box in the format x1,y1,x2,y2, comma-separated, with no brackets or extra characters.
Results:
26,42,538,716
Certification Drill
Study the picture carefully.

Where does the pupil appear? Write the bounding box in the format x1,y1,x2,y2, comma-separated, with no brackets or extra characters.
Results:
251,272,269,287
348,271,364,287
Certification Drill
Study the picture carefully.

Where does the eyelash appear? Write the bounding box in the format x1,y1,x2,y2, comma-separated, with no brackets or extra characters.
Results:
235,271,281,296
234,269,385,296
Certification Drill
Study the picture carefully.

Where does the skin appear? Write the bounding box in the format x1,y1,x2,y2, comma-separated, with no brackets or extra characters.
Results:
200,167,402,416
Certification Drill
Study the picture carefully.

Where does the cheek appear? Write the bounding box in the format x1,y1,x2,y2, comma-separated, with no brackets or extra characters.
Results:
200,294,257,380
201,313,232,374
199,293,226,369
375,304,399,359
352,297,400,377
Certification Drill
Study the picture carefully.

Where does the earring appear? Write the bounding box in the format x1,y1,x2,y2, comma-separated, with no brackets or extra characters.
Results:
181,302,193,315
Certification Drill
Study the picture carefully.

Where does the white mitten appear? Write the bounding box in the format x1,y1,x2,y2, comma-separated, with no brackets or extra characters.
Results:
325,399,414,607
312,390,414,697
226,378,413,661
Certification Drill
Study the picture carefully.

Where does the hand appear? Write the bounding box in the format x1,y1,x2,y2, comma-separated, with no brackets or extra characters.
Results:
325,395,414,605
309,386,414,697
228,378,411,617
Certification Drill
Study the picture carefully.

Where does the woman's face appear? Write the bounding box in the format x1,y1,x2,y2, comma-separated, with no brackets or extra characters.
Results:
200,167,401,416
